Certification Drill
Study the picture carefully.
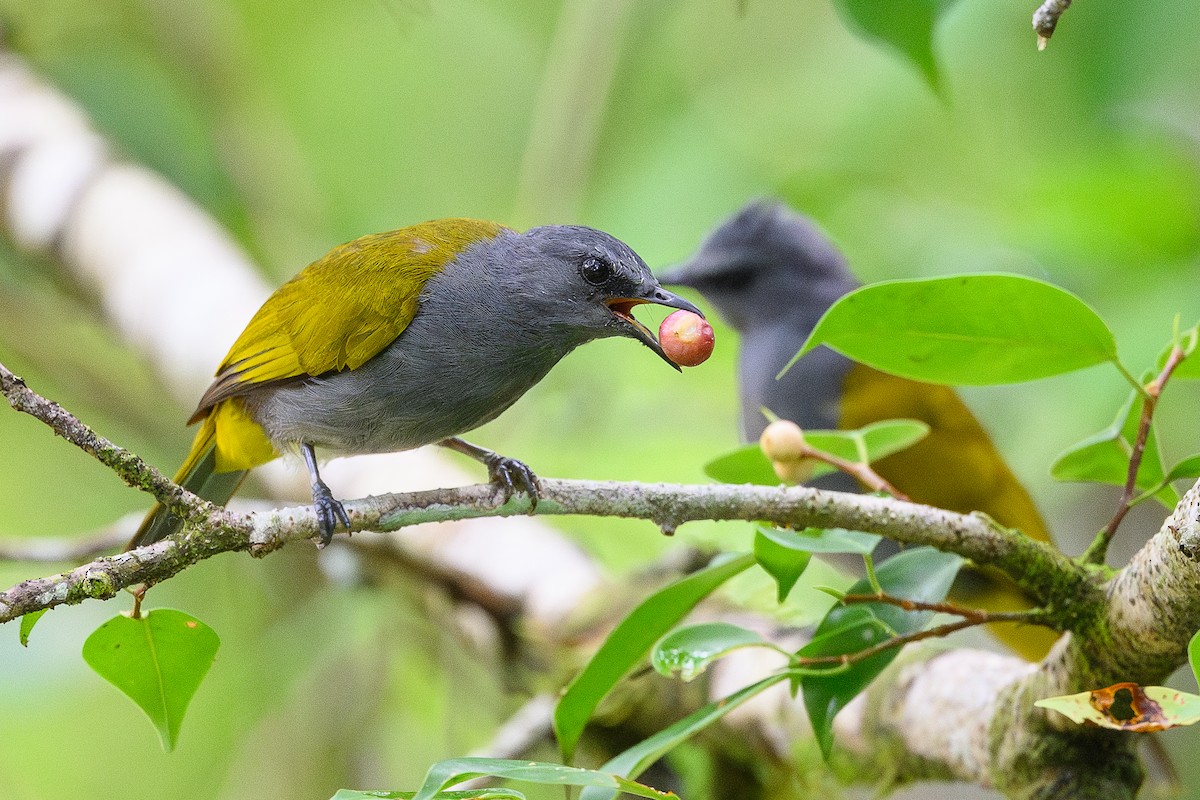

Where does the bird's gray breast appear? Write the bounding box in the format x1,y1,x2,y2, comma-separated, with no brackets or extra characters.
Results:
245,266,579,455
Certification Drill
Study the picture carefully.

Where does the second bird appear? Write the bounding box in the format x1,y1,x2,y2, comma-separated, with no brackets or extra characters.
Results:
660,200,1058,659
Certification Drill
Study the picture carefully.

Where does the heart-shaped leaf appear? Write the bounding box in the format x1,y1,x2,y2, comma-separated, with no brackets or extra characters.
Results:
82,608,220,751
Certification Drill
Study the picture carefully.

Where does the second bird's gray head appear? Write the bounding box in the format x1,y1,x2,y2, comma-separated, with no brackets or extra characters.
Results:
454,224,703,370
658,200,858,332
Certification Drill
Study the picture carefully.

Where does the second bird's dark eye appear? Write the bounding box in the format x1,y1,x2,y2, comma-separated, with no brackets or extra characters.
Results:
581,257,612,285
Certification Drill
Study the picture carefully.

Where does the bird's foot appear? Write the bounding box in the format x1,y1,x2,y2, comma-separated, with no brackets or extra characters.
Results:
484,453,541,512
311,480,350,548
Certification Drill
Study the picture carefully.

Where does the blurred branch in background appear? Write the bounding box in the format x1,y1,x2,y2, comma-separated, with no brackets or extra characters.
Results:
0,42,604,632
514,0,635,224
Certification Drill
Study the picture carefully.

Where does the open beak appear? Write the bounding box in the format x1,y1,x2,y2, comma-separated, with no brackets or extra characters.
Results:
605,287,705,372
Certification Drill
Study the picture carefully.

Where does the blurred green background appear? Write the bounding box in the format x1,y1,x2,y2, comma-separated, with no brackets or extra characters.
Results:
2,0,1200,797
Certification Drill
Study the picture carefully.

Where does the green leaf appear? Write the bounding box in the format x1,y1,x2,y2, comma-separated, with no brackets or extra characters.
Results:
81,609,220,751
856,419,931,461
19,609,47,646
754,527,811,601
578,674,789,800
1189,629,1200,689
652,622,768,682
830,0,960,88
787,275,1118,385
553,553,755,761
1167,454,1200,483
756,525,881,556
703,445,780,485
409,758,672,800
703,420,929,487
1051,390,1178,507
832,0,959,89
1156,322,1200,380
332,791,524,800
801,548,963,758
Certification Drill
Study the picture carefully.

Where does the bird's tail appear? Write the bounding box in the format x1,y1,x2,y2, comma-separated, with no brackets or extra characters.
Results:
127,414,247,549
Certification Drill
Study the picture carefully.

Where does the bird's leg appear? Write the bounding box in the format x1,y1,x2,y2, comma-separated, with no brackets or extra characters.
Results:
301,441,350,547
437,437,540,511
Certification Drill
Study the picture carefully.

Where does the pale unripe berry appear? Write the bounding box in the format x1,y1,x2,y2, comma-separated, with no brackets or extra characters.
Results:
759,419,808,462
760,420,817,485
772,457,817,484
659,310,715,367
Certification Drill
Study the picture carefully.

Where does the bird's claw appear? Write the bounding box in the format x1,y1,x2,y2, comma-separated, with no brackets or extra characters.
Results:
311,482,350,548
484,454,541,512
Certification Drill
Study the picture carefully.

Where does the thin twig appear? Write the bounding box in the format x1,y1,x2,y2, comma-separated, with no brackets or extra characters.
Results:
795,611,1034,669
1084,345,1187,564
801,443,908,501
0,526,128,562
1032,0,1073,50
840,592,1037,625
0,361,230,531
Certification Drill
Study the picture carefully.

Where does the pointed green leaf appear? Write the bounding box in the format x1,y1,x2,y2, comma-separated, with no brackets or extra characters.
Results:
410,758,672,800
579,674,789,800
1167,455,1200,483
1189,629,1200,689
754,527,811,601
756,525,881,556
82,609,220,751
1051,390,1177,507
788,275,1118,385
19,609,47,647
857,420,931,461
703,445,780,485
652,622,769,682
832,0,959,89
1156,323,1200,379
553,553,755,761
801,548,963,758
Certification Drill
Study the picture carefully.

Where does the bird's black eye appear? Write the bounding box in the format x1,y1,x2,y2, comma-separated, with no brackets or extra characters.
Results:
580,257,612,285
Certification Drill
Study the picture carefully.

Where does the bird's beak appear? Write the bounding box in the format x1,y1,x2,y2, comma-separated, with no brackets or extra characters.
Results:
605,286,705,372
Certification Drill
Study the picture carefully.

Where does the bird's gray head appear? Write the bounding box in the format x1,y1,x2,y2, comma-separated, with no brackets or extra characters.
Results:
453,224,703,370
658,200,858,331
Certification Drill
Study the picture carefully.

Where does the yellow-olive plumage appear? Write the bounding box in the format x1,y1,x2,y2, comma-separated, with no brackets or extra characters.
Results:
132,218,701,549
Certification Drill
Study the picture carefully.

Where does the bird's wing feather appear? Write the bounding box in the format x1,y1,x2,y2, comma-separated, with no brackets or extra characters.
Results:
191,219,508,419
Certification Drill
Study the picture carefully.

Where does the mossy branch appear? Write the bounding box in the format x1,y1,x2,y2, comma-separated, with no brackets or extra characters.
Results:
1,358,1089,626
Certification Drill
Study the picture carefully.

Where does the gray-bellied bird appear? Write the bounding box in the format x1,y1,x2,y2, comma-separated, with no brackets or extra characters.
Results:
660,200,1058,659
131,218,701,550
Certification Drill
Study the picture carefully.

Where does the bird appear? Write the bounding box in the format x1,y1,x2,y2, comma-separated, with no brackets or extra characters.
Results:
131,218,702,550
659,200,1059,659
